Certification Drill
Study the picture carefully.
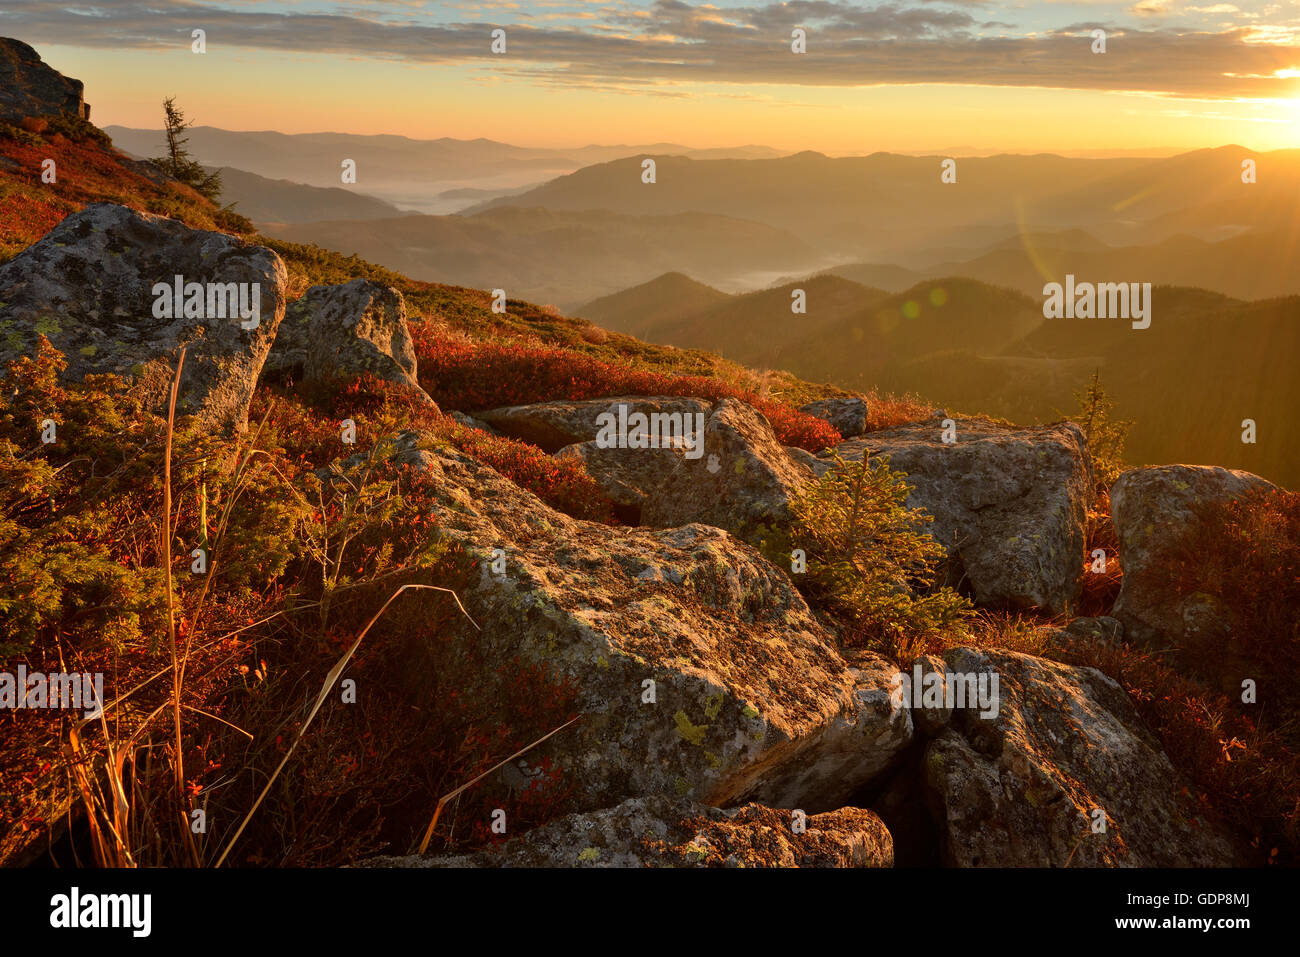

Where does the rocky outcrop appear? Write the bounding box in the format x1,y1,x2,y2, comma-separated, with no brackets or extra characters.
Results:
354,430,912,814
365,796,892,868
826,415,1093,615
478,395,711,453
0,203,286,432
800,397,867,438
0,38,90,121
920,647,1239,867
1110,465,1277,646
264,278,429,400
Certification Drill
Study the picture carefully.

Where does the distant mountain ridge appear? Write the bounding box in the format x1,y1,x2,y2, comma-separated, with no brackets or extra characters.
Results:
816,227,1300,301
469,147,1300,263
103,125,787,213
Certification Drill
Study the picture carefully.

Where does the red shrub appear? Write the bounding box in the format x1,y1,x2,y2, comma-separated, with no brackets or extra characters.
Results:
410,327,842,452
250,374,617,523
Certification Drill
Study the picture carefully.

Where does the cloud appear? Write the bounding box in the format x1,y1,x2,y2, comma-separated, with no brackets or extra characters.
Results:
0,0,1296,99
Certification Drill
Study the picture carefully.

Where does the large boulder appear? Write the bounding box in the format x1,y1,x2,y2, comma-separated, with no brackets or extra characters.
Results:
0,38,90,121
800,397,867,438
364,796,892,868
640,399,813,540
556,398,814,539
355,430,912,814
0,203,287,432
921,647,1240,867
826,415,1093,615
1110,465,1277,646
264,278,428,400
477,395,711,453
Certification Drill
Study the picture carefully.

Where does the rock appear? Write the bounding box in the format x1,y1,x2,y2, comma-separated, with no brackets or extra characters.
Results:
355,430,912,814
784,445,833,478
265,278,427,398
922,647,1240,867
363,796,892,868
827,415,1093,615
550,398,815,539
0,203,286,432
1110,465,1277,646
800,397,867,438
1063,616,1124,645
477,395,712,453
903,654,955,737
553,439,678,524
448,411,499,435
0,38,90,121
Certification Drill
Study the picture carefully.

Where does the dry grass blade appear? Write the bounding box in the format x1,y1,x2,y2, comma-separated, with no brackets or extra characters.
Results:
415,713,583,856
214,583,479,867
160,345,201,867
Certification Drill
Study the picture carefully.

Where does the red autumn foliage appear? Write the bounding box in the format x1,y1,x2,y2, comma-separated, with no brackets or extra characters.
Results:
410,326,843,453
251,373,617,523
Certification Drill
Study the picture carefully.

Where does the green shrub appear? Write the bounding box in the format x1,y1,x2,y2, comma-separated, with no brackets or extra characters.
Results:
785,453,972,658
1067,370,1132,491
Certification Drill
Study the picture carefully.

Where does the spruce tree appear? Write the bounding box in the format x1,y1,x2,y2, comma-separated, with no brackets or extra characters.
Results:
151,97,223,202
1070,369,1133,491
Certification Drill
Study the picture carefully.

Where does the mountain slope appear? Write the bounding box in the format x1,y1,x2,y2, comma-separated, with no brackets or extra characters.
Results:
576,272,731,338
213,166,405,223
774,278,1043,385
467,151,1156,256
631,274,890,369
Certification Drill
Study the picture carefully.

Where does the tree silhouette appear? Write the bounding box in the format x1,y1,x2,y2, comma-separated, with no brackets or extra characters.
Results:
150,97,223,202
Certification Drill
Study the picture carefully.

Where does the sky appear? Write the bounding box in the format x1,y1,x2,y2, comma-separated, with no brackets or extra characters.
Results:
2,0,1298,154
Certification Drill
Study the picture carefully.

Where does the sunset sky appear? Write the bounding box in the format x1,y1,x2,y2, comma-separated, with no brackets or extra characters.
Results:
3,1,1297,153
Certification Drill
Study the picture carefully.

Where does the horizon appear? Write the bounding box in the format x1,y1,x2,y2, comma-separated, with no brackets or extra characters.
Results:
100,120,1260,159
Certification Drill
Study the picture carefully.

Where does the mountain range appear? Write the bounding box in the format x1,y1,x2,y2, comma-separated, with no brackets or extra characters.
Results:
104,125,786,213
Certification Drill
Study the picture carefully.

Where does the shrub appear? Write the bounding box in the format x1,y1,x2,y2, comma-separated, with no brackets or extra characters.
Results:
1147,488,1300,701
0,122,41,146
784,453,973,659
40,113,112,146
1078,489,1122,617
862,388,934,431
1052,634,1299,866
